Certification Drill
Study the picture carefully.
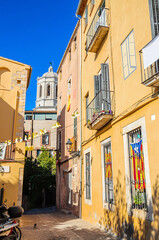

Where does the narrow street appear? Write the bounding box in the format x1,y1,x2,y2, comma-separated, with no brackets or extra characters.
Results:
20,207,116,240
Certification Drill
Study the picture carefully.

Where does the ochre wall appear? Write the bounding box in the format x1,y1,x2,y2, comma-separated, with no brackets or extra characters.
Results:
0,57,31,207
80,0,159,238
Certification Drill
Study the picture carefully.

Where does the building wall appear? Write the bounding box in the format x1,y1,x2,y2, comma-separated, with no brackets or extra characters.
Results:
0,57,31,207
24,113,57,158
56,21,81,217
78,0,159,238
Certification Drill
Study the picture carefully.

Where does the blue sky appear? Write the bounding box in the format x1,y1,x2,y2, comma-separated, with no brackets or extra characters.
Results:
0,0,79,110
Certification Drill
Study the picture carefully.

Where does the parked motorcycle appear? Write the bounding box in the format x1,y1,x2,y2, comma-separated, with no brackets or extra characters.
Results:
0,204,23,239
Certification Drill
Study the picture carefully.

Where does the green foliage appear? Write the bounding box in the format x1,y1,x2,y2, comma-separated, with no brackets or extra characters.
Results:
37,147,56,175
23,148,56,209
133,191,144,204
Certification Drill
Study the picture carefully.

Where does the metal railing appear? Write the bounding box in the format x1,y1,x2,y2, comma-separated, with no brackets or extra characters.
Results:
140,50,159,84
86,7,109,51
86,90,114,124
130,180,147,210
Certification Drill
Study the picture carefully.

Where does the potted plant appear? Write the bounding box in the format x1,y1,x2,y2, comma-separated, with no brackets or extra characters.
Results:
133,191,144,209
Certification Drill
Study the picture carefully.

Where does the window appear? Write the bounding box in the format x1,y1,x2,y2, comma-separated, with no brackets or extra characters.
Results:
128,128,147,210
26,115,32,120
85,152,91,200
74,36,77,50
39,85,42,98
67,79,71,112
74,117,77,138
59,94,62,114
24,132,29,140
69,48,71,61
17,80,21,84
84,5,88,28
59,69,62,81
91,0,95,10
47,85,50,97
123,117,153,221
94,63,110,111
55,85,58,99
49,150,53,157
101,138,114,208
103,142,114,204
37,149,41,157
58,131,61,152
149,0,159,37
42,132,49,145
86,94,89,123
121,30,137,80
68,172,72,204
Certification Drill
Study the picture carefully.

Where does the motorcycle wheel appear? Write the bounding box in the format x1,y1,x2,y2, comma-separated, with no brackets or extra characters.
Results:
11,227,21,240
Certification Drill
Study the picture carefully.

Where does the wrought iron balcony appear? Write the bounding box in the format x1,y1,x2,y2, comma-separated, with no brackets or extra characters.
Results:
140,36,159,87
86,90,114,130
86,7,109,53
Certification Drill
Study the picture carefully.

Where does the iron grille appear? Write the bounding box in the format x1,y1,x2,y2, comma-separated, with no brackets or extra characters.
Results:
128,128,147,210
86,152,91,200
104,143,114,203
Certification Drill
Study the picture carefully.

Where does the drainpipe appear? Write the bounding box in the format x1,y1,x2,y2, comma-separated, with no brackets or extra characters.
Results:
31,110,33,158
76,14,82,219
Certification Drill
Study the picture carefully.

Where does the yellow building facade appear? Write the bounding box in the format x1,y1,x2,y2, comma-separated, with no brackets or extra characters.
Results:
0,57,32,207
77,0,159,238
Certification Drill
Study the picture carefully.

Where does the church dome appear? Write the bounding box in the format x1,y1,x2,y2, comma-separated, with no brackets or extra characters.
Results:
42,66,58,78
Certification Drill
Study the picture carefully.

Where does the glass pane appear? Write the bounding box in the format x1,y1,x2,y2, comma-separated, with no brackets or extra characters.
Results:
104,143,114,203
86,152,91,199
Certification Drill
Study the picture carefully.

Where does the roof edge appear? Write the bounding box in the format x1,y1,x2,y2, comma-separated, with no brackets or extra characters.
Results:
57,20,80,73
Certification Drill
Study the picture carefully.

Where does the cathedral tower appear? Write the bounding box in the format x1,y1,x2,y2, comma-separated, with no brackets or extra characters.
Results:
34,65,57,111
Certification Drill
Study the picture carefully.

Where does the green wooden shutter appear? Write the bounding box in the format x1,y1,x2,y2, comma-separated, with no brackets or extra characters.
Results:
94,75,101,111
101,63,111,111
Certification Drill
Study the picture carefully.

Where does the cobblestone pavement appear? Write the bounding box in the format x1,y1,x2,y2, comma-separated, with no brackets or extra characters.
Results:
20,207,116,240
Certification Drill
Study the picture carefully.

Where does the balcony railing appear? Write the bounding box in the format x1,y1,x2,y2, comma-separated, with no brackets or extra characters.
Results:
86,7,109,53
0,143,15,160
86,90,114,130
140,35,159,87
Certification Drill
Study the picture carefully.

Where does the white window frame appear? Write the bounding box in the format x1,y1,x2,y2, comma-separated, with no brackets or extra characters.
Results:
101,137,114,210
123,116,153,221
121,30,137,80
84,147,92,205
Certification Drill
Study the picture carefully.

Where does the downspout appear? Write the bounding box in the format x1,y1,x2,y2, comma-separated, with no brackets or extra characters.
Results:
76,14,82,219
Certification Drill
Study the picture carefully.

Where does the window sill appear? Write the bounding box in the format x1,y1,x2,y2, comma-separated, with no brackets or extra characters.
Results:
85,198,92,205
103,202,115,211
130,208,153,222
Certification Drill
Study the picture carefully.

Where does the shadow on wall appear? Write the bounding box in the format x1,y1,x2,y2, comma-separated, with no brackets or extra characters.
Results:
98,171,159,240
0,168,23,207
0,98,15,142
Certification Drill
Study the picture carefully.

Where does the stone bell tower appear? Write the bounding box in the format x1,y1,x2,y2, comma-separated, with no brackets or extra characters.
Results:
34,64,58,111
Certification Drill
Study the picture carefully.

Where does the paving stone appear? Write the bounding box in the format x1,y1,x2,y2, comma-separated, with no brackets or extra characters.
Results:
20,208,116,240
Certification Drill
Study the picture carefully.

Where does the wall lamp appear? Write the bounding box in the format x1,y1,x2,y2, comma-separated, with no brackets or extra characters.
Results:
66,138,80,157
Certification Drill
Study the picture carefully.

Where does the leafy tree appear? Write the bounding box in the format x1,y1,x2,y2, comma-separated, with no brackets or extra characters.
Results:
37,147,56,175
